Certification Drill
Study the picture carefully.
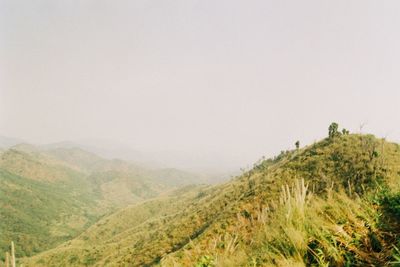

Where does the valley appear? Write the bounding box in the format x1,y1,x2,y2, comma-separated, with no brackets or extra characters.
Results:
2,1,398,265
2,128,400,266
0,143,207,261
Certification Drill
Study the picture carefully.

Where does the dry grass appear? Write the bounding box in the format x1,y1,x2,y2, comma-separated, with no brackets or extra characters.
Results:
19,134,400,266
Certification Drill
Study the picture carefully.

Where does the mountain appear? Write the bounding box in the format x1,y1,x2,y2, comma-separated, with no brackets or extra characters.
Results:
41,140,150,167
0,144,208,260
42,140,239,177
0,147,101,258
21,133,400,266
0,136,25,149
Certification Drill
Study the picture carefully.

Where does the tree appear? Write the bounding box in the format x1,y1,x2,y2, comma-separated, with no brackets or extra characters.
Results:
328,122,339,139
342,128,350,135
295,141,300,150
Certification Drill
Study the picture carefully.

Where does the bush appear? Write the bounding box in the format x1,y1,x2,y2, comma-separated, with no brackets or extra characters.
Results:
196,255,215,267
381,192,400,219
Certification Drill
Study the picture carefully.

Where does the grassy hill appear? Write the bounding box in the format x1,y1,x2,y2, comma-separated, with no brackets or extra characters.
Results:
0,168,99,258
22,132,400,266
0,145,207,261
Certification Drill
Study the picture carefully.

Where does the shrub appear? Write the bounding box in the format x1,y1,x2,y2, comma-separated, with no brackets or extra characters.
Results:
196,255,215,267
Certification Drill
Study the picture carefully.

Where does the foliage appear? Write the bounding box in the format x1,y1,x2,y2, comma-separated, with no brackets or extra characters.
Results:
380,191,400,219
196,255,215,267
328,122,340,139
0,145,205,261
295,141,300,150
391,246,400,265
16,131,400,266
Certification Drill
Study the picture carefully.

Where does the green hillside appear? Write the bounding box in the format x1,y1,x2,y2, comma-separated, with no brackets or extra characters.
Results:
22,130,400,266
0,168,99,258
0,145,206,261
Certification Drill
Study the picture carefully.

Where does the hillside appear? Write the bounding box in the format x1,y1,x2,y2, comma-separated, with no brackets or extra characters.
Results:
22,132,400,266
0,168,100,258
0,145,208,261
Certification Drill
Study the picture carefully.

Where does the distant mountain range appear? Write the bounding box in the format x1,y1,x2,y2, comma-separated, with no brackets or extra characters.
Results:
0,136,235,181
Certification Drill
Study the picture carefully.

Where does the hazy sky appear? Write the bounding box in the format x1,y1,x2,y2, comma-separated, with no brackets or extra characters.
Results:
1,0,400,171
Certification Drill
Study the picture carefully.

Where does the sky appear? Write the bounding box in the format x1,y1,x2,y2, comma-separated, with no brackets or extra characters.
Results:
1,0,400,172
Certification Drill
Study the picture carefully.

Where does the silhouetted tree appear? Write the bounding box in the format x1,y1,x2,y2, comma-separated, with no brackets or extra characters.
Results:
295,141,300,150
328,122,340,139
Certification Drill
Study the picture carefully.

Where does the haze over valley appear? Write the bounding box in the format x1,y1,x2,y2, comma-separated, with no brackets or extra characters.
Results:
1,0,400,266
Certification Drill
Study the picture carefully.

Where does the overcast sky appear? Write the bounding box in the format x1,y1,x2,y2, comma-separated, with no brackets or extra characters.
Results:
1,0,400,171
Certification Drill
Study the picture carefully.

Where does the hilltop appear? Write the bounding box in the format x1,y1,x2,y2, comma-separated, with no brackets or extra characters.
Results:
22,128,400,266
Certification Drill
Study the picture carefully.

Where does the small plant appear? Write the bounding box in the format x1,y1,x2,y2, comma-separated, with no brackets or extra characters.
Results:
196,255,215,267
381,192,400,219
390,246,400,265
3,241,16,267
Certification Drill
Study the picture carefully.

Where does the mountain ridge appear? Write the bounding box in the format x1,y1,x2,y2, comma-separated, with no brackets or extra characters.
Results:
0,144,210,260
21,132,400,266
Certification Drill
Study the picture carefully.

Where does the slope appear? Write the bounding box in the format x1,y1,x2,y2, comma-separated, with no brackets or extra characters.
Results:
23,132,400,266
0,144,208,261
0,166,100,258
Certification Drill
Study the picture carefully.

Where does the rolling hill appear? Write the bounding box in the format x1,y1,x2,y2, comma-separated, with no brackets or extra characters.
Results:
0,144,207,261
21,131,400,266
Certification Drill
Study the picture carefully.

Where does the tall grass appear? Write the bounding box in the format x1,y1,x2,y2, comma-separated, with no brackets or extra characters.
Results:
170,178,388,267
3,241,16,267
251,179,385,266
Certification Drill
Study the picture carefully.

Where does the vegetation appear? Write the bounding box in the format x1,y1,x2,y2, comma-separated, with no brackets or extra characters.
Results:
3,241,16,267
0,145,206,263
295,141,300,150
0,167,101,259
328,122,340,139
1,124,399,266
18,125,400,266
